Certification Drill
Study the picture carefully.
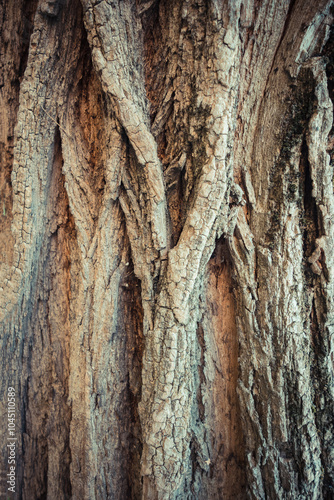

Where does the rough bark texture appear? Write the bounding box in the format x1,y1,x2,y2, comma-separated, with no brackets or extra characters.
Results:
1,0,334,499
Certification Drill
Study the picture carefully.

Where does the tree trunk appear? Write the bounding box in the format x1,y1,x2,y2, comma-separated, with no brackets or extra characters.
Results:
1,0,334,498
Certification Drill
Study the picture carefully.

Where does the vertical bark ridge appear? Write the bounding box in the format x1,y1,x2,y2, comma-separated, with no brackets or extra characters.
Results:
60,33,140,500
22,126,74,500
0,0,38,268
0,0,83,318
1,1,84,496
81,0,168,259
138,1,244,496
306,59,334,496
230,1,334,498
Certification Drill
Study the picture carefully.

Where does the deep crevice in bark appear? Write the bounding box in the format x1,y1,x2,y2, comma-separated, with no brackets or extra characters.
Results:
266,68,316,250
18,0,38,79
301,138,320,262
203,237,247,500
196,322,205,424
118,250,144,499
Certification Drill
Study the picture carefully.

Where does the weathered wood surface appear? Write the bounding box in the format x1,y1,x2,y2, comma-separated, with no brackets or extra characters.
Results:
0,0,333,498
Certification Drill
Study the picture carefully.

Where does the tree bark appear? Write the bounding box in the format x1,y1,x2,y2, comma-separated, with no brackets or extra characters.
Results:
0,0,334,498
